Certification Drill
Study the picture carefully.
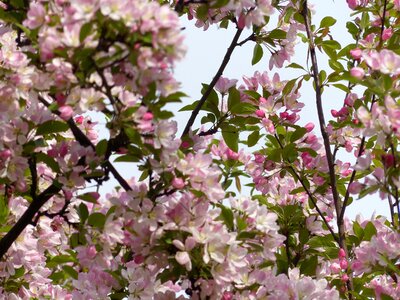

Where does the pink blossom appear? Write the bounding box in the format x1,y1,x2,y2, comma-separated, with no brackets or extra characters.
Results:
350,67,365,79
23,2,46,29
350,48,362,60
58,105,73,120
175,251,192,271
395,0,400,10
330,262,341,273
381,28,393,41
172,177,185,189
304,122,314,132
340,259,348,269
341,274,349,282
349,182,363,194
215,77,238,94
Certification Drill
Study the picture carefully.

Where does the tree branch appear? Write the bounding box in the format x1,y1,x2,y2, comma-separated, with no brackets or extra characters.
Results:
301,1,353,296
37,95,132,192
0,184,62,259
181,27,243,138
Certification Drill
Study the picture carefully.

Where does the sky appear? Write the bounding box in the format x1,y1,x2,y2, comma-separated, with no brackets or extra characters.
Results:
96,1,390,222
172,1,390,220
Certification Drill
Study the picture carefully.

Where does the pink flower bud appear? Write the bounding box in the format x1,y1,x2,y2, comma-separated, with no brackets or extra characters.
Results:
237,14,246,29
304,122,315,132
185,237,196,251
340,259,348,269
264,160,276,171
259,97,267,104
341,273,349,282
0,149,12,160
55,93,66,106
172,177,185,189
331,109,339,117
350,48,362,60
59,105,73,120
181,141,190,149
339,248,346,258
382,154,395,168
347,0,359,9
255,109,265,118
254,154,265,164
75,116,84,124
222,291,234,300
382,28,393,41
330,262,341,274
280,111,289,119
134,254,144,264
350,67,365,79
142,112,153,121
227,148,239,160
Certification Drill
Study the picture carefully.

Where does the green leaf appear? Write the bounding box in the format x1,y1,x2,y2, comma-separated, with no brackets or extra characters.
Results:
282,79,296,95
36,120,69,135
63,266,78,280
36,152,60,173
77,203,89,222
286,63,305,70
49,255,76,264
228,87,240,109
79,22,93,43
88,212,106,229
0,194,9,224
290,127,307,142
329,60,344,72
78,193,99,204
221,124,239,152
353,221,364,239
346,22,358,38
282,143,297,163
218,205,234,231
332,83,350,93
242,90,262,101
269,29,287,39
247,130,260,147
230,103,256,114
320,16,336,28
268,148,282,162
363,222,377,241
95,139,108,157
252,44,263,65
196,5,208,20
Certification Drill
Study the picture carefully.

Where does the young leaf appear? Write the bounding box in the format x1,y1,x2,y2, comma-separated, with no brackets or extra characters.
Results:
252,44,263,65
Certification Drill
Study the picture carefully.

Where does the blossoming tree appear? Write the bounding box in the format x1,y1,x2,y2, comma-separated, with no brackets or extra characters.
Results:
0,0,399,299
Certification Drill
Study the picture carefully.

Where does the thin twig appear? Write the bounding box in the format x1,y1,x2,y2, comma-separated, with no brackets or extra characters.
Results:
300,1,353,296
274,134,339,243
37,95,132,192
181,28,243,138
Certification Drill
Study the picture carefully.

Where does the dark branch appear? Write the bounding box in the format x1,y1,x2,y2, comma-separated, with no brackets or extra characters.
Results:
37,95,132,192
181,28,243,138
0,184,62,259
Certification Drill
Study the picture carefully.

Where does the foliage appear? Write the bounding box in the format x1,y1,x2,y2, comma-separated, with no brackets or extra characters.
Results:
0,0,399,299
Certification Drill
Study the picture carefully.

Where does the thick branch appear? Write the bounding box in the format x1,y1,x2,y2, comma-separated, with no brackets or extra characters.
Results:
181,28,243,138
0,184,61,259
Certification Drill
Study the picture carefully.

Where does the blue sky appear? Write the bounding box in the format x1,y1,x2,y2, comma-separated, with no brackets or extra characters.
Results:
173,1,390,220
